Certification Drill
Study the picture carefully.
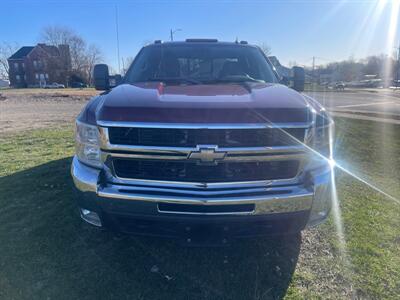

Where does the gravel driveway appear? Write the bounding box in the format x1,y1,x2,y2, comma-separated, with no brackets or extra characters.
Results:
0,89,98,134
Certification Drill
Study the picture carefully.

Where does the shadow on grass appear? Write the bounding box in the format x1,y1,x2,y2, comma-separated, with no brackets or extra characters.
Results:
0,158,301,300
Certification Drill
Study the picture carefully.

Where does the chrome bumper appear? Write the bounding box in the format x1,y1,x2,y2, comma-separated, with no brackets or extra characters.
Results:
71,156,332,224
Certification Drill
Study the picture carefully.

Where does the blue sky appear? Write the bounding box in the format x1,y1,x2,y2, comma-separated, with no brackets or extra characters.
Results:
1,0,399,70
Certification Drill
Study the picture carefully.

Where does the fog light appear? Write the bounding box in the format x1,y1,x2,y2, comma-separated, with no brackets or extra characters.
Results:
80,208,102,227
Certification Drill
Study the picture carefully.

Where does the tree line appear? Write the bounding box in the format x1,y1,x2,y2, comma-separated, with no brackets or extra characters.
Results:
312,55,399,84
1,33,399,86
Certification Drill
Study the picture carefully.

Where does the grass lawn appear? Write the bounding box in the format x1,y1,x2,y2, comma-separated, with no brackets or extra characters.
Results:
0,118,399,299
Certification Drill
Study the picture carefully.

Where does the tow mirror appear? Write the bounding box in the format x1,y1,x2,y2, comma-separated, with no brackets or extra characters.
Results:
292,66,305,92
93,64,110,90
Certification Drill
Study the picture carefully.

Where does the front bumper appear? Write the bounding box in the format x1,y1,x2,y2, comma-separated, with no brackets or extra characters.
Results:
71,156,333,238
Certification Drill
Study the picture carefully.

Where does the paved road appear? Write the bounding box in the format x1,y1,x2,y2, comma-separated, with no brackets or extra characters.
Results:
306,89,400,117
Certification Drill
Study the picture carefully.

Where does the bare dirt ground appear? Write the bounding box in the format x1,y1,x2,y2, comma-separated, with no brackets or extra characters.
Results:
0,88,98,134
2,87,398,135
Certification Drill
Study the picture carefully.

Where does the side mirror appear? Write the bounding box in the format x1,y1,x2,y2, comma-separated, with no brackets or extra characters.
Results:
292,66,305,92
93,64,110,90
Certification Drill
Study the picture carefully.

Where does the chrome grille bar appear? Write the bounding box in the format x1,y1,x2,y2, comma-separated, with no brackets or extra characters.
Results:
97,121,312,129
101,151,307,162
97,121,312,185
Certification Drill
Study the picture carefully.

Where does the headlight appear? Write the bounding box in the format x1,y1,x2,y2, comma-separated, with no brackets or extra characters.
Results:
311,112,334,159
75,120,102,168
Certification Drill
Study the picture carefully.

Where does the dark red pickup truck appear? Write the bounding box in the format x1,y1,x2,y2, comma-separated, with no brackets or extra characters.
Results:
71,39,333,244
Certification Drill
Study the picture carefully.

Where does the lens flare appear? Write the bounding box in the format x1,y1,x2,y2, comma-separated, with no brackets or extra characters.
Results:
252,110,400,206
386,0,400,54
349,1,381,56
330,172,348,257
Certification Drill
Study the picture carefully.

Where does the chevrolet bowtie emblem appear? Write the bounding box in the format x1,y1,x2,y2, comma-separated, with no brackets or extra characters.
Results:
188,145,227,164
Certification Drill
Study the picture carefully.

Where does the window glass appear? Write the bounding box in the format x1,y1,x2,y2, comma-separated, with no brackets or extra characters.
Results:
125,44,277,83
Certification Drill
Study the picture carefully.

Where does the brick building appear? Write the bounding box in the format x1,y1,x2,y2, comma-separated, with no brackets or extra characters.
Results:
8,43,71,88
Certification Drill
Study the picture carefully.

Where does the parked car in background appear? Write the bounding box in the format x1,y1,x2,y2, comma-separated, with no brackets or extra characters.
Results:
70,82,87,88
334,82,345,90
392,80,400,88
346,79,383,88
43,82,65,89
0,79,10,88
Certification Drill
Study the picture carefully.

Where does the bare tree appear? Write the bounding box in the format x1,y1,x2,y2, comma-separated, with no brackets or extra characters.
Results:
122,56,134,75
108,65,117,76
84,44,102,84
40,25,74,46
40,25,102,84
259,43,272,56
67,35,87,72
0,42,19,80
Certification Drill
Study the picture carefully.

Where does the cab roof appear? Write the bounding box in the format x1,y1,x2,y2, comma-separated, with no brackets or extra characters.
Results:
148,39,253,47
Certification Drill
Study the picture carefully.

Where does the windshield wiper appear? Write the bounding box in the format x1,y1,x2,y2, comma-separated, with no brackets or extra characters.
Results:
208,75,265,84
204,75,265,92
145,77,202,85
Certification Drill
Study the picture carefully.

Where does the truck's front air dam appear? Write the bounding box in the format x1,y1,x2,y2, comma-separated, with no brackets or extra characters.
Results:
71,156,334,234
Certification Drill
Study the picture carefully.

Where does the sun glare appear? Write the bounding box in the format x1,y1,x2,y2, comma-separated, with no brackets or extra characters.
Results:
387,0,400,51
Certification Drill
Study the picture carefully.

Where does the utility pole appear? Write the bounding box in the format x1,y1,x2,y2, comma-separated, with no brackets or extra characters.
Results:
115,4,121,74
396,42,400,88
312,56,315,83
170,28,182,41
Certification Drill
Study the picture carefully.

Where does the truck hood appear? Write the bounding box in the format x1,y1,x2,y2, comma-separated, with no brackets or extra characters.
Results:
96,83,312,124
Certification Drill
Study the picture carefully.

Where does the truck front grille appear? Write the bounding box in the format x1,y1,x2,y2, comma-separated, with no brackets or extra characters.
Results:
101,123,310,184
108,127,306,147
112,159,299,182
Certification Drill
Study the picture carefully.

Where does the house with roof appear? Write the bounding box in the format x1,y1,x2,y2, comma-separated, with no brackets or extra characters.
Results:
8,43,71,88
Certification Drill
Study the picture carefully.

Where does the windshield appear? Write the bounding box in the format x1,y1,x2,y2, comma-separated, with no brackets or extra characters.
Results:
124,44,278,84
